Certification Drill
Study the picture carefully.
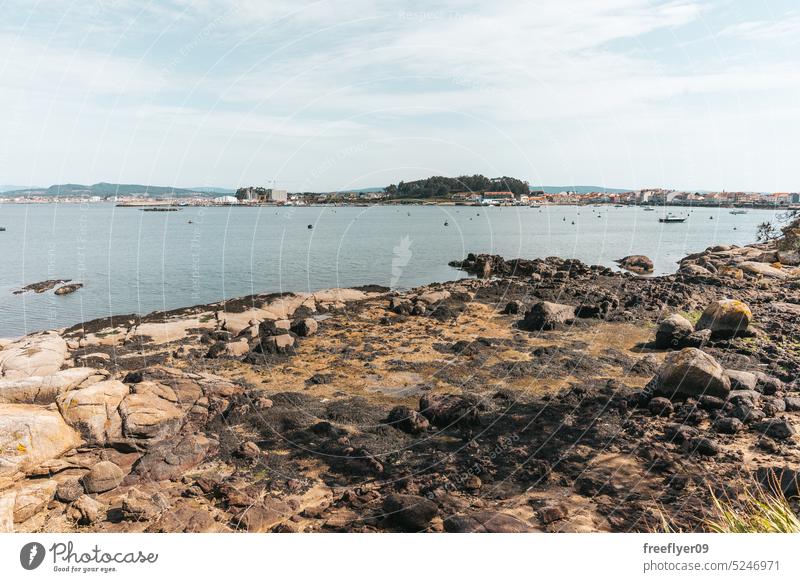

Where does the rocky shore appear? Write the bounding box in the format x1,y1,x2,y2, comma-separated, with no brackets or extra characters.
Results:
1,228,799,533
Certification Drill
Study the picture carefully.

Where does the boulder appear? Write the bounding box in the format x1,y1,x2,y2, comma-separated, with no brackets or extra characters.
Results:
678,263,713,277
55,478,84,503
695,299,752,338
738,261,788,279
130,433,217,482
0,367,100,404
654,314,694,349
648,397,673,417
0,332,67,379
224,339,250,357
382,494,438,531
258,334,295,354
82,461,125,493
70,495,104,524
419,394,478,428
386,406,430,434
777,251,800,266
56,380,129,445
0,404,82,477
443,511,532,533
519,301,575,331
649,348,731,400
416,290,451,305
753,419,796,441
122,488,170,521
616,255,654,274
502,300,525,315
290,318,318,337
11,479,57,523
119,392,183,441
724,370,758,392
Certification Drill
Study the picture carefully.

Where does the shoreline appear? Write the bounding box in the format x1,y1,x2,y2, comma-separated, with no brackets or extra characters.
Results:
1,229,799,533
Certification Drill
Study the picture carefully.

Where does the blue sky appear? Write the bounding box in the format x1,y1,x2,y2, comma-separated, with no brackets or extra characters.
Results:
1,0,799,191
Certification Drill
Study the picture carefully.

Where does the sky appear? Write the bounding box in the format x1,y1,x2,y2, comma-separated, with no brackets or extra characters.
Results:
1,0,799,192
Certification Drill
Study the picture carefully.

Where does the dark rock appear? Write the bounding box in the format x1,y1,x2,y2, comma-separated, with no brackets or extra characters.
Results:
382,494,438,531
443,511,532,533
648,397,674,417
290,318,318,337
386,405,430,434
753,419,796,440
725,370,757,392
502,300,525,315
754,467,800,498
713,417,743,434
130,433,217,481
419,393,478,428
519,301,575,331
654,314,694,349
649,348,731,400
615,255,654,274
687,437,719,456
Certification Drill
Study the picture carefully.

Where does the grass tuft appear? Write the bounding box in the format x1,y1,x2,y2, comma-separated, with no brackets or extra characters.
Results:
705,486,800,533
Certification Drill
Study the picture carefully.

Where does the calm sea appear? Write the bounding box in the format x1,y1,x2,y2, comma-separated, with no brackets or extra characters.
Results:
0,203,782,337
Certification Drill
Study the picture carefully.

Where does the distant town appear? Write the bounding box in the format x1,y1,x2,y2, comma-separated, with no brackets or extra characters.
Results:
1,178,799,209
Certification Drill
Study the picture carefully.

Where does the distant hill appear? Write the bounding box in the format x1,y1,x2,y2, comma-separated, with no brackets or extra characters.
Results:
0,184,41,193
189,186,236,195
1,182,217,198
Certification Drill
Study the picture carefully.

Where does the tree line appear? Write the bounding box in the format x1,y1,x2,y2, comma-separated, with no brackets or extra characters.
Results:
385,175,529,198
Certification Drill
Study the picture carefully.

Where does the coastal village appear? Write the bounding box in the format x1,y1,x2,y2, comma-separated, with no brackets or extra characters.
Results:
2,183,800,209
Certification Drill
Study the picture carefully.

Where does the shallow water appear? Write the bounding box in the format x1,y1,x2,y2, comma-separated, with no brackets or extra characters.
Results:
0,203,781,337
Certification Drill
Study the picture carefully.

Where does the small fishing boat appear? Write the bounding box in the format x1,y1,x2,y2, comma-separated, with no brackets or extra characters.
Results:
659,214,686,223
643,207,655,211
729,209,748,215
0,226,6,231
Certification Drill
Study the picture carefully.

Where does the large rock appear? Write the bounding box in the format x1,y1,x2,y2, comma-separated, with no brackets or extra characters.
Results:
382,494,438,531
654,314,694,349
419,394,478,428
724,370,758,392
738,261,788,279
82,461,125,493
777,251,800,266
0,404,82,477
649,348,731,400
616,255,654,274
0,367,100,404
519,301,575,331
56,380,129,445
119,392,183,440
130,433,217,482
290,318,318,337
11,479,57,523
258,334,295,354
695,299,752,338
0,332,67,379
443,511,533,533
678,263,713,277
